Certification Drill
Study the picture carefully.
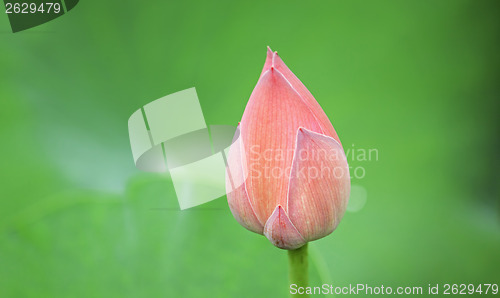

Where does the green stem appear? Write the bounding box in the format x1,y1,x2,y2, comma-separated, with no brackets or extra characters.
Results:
288,243,309,296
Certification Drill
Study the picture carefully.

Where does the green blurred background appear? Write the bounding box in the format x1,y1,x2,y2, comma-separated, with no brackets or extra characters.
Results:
1,0,499,297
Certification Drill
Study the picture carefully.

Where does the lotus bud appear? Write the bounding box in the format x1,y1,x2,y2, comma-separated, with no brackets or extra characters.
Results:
226,47,350,250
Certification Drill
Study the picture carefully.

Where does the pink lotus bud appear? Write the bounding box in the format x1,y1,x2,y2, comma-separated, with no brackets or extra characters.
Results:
226,47,350,250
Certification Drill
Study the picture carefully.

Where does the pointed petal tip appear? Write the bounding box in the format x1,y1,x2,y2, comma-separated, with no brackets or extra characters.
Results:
265,46,280,70
297,127,333,143
297,127,312,140
263,205,306,250
260,46,276,76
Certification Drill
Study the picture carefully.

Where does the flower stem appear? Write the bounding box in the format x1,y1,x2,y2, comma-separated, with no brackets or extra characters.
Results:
288,243,309,296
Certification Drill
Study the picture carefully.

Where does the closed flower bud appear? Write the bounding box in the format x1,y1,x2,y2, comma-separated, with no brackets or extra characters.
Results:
226,47,350,250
